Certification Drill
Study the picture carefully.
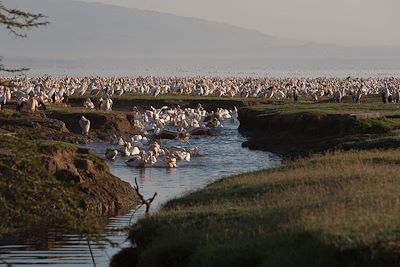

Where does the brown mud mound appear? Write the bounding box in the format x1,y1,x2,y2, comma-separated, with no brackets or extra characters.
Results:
0,135,139,235
0,110,143,142
0,110,141,236
0,112,91,143
239,111,386,136
0,113,69,135
238,109,391,157
44,147,138,213
47,111,142,140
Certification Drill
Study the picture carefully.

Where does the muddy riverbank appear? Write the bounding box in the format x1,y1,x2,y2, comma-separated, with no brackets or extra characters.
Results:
114,100,400,267
0,109,143,143
68,95,270,111
238,103,400,158
0,107,280,267
0,110,141,237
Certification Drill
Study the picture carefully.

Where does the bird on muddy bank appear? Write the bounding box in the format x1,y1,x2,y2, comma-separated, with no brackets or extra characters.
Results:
4,76,400,103
353,90,362,103
380,85,390,103
16,92,40,113
100,95,113,112
0,95,5,111
83,98,95,109
79,116,91,135
0,87,10,111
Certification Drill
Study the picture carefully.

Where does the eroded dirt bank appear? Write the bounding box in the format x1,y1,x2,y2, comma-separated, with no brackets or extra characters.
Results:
47,110,142,141
238,108,393,157
0,110,141,236
68,97,270,111
44,146,137,213
0,111,143,143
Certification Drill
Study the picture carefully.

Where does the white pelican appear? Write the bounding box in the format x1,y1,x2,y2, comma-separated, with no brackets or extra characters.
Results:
151,85,161,97
166,154,177,168
117,137,125,146
173,150,191,161
147,151,158,166
105,147,118,160
5,87,11,102
100,95,113,112
77,81,88,96
83,98,95,109
120,146,131,157
126,150,147,168
0,95,5,111
18,92,39,113
79,116,91,135
132,134,143,141
380,85,390,103
126,142,140,155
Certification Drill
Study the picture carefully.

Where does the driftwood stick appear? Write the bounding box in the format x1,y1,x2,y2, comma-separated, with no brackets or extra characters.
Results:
134,177,157,214
145,192,157,213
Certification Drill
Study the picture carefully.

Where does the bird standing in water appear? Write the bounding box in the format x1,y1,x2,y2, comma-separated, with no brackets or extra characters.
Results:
105,147,118,160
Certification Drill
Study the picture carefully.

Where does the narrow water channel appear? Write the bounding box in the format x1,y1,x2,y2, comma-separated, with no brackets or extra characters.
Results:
0,121,281,267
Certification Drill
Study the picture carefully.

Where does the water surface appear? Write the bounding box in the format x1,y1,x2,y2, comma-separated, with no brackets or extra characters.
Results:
0,121,280,267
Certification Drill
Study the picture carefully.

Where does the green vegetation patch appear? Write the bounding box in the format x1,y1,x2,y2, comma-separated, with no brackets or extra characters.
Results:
36,140,78,153
128,150,400,266
242,95,400,116
0,136,100,237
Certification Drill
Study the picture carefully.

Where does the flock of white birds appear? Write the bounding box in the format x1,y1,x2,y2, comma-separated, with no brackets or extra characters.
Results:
27,76,240,169
96,103,237,169
1,76,400,108
2,75,400,168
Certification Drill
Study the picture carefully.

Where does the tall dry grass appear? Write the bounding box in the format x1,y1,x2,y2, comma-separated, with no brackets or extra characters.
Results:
128,149,400,266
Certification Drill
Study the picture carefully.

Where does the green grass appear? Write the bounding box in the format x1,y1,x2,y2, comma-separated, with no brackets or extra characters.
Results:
0,136,101,237
0,109,19,117
340,136,400,150
353,117,395,133
238,95,400,156
87,151,108,171
36,140,78,153
243,95,400,117
123,96,400,267
128,150,400,266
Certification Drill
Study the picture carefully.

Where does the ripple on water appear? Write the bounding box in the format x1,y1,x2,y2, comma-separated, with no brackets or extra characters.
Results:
0,122,281,267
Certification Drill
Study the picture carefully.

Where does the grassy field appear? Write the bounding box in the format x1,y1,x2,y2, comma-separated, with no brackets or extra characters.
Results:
127,149,400,266
120,97,400,266
236,95,400,157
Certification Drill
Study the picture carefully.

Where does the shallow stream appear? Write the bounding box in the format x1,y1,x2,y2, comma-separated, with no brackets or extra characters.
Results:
0,121,280,267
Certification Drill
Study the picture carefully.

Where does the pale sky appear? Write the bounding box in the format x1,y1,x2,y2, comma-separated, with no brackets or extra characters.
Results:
81,0,400,46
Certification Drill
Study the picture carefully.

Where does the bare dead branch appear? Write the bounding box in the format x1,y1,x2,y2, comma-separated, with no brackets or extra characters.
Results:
134,177,157,214
0,1,49,38
0,1,49,72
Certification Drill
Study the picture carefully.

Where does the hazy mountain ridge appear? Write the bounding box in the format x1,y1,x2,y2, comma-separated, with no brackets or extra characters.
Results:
1,0,298,58
1,0,400,74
